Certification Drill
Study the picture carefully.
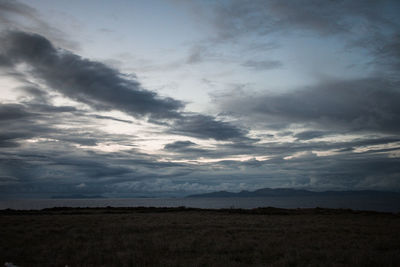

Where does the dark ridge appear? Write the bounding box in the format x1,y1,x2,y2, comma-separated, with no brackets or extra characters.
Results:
0,206,397,216
51,194,106,199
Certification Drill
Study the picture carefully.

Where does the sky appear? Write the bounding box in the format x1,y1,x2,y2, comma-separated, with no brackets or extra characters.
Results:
1,0,400,198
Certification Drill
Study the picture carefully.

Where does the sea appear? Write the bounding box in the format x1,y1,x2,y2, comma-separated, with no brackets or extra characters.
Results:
1,195,400,213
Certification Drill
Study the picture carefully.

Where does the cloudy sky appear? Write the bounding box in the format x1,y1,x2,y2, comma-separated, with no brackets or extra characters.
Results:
1,0,400,198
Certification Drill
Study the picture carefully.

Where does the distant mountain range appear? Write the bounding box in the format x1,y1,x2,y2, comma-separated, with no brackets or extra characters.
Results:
187,188,400,198
51,194,106,199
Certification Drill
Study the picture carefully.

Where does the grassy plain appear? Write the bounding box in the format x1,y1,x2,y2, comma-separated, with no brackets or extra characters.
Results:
0,207,399,266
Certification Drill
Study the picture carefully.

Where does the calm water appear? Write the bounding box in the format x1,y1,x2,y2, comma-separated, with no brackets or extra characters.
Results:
1,196,400,212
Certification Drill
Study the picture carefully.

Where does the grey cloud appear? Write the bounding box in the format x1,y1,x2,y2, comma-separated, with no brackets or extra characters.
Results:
185,43,231,65
209,136,400,164
0,0,78,50
214,0,339,40
27,103,78,114
18,86,50,103
0,131,33,141
92,114,133,124
241,60,282,71
210,151,400,192
57,137,98,147
277,131,293,137
0,131,33,147
372,34,400,74
343,137,400,149
0,144,197,197
294,131,332,141
221,78,400,134
17,86,79,113
164,141,197,150
186,45,208,64
49,156,133,179
271,153,400,191
0,102,120,149
171,114,248,141
213,0,398,39
164,140,208,157
246,41,281,52
0,104,32,120
1,31,184,120
211,0,400,77
0,176,19,185
0,140,18,148
0,0,36,24
0,54,12,67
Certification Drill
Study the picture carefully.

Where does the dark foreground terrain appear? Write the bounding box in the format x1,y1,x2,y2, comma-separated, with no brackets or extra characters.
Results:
1,207,399,266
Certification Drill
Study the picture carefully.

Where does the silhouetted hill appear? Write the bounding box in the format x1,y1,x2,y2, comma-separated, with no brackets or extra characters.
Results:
187,188,400,198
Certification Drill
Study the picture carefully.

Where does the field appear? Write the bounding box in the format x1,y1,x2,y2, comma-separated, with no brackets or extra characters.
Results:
1,207,399,266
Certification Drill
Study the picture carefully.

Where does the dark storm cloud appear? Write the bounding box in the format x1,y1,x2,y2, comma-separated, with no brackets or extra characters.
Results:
221,78,400,134
0,31,184,119
241,60,282,71
0,54,12,67
0,104,32,120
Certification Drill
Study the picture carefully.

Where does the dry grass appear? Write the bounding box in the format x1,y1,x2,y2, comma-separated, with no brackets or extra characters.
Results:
0,207,399,266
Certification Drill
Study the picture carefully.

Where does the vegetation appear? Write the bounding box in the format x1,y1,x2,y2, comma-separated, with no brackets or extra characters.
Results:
1,207,399,266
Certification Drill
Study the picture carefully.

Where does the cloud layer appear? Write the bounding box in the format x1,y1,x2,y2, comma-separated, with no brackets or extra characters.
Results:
0,0,399,197
220,78,400,134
